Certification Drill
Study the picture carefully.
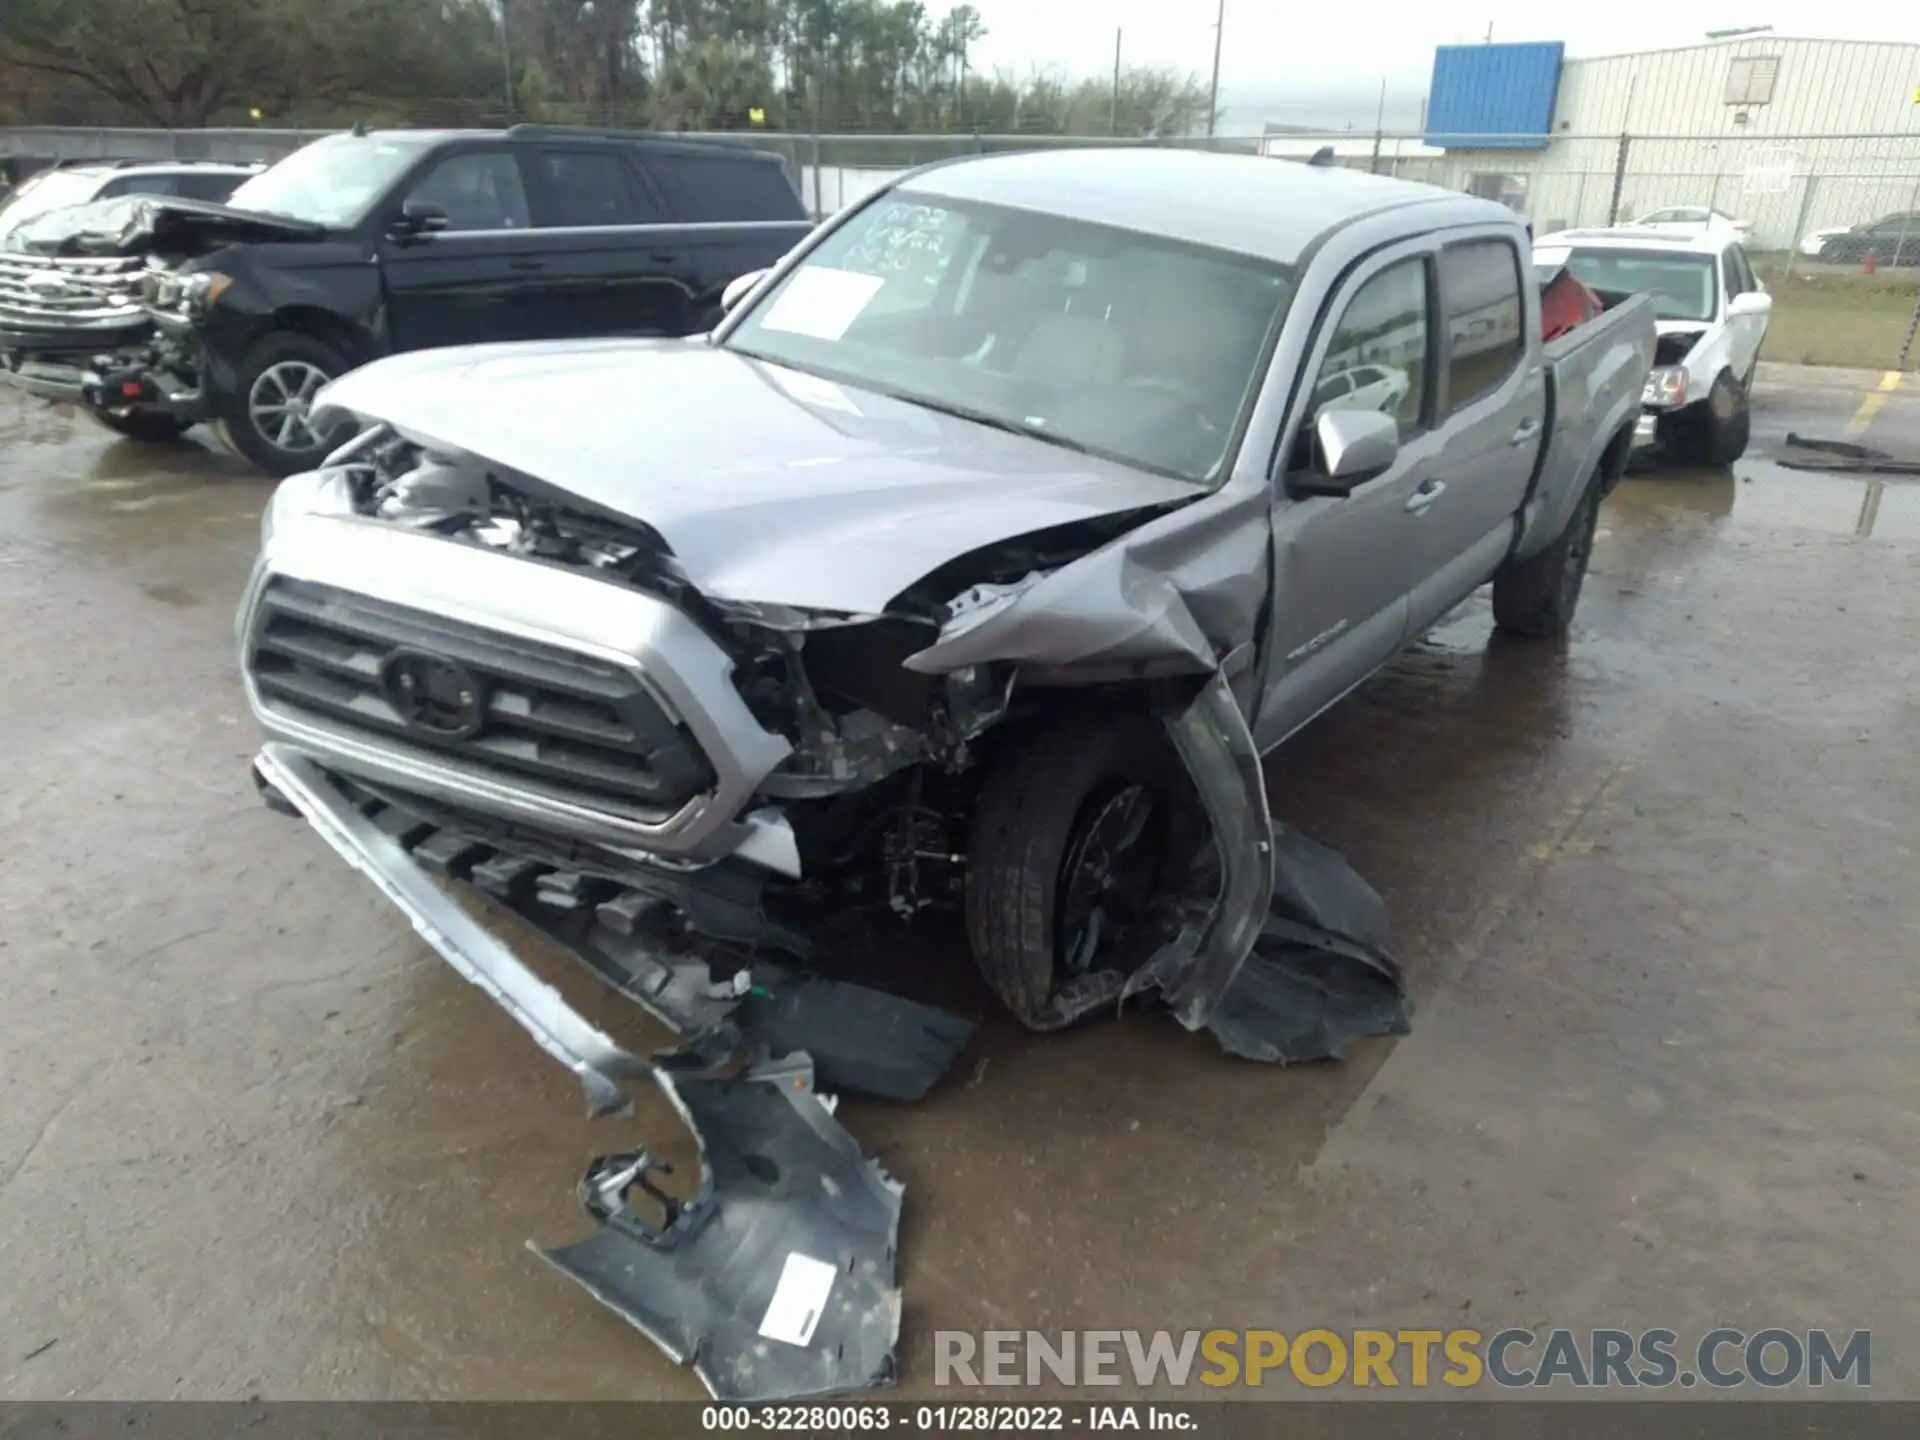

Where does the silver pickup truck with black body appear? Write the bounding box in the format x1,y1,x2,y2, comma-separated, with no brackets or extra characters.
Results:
240,148,1654,1397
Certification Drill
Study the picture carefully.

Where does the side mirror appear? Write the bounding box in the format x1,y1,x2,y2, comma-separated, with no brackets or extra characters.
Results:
1290,410,1399,497
1727,291,1772,317
721,268,768,314
393,199,449,239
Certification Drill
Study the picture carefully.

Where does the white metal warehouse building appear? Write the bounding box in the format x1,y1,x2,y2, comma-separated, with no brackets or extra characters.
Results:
1263,35,1920,251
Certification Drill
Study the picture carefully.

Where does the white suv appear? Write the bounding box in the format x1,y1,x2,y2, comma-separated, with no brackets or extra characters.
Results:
1534,227,1771,465
0,160,259,241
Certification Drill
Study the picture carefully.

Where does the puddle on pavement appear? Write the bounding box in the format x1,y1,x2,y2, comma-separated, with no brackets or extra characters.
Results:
1611,456,1920,541
140,581,205,607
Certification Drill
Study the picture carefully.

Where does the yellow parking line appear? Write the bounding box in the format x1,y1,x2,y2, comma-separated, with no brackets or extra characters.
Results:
1843,376,1900,438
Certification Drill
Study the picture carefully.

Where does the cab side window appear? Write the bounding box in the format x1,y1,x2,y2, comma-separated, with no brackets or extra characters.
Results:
1726,245,1759,295
1439,240,1525,414
404,151,530,231
1305,258,1429,440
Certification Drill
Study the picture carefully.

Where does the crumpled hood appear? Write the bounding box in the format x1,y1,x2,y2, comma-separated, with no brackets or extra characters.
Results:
5,194,324,257
315,338,1203,613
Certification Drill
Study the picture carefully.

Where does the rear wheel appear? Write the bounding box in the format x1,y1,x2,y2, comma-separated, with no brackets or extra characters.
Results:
217,332,354,476
964,712,1207,1029
1492,478,1603,639
85,406,193,442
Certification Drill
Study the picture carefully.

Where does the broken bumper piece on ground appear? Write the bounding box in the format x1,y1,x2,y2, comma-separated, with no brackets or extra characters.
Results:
253,743,955,1399
1203,825,1409,1064
533,1051,905,1402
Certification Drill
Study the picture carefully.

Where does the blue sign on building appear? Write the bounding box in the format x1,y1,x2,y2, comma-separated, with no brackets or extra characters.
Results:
1425,42,1565,149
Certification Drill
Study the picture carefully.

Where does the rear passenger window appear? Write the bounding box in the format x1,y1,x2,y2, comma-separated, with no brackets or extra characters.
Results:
538,150,659,227
1439,240,1525,414
1726,245,1758,295
97,175,183,199
644,151,804,222
176,172,246,203
1306,258,1429,439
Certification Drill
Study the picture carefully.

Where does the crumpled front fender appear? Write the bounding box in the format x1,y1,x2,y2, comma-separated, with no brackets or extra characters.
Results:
903,476,1272,679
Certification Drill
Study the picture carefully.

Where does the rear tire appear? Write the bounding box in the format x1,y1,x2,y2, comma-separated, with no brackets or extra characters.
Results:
85,407,193,443
217,331,354,477
1492,478,1603,639
964,711,1202,1029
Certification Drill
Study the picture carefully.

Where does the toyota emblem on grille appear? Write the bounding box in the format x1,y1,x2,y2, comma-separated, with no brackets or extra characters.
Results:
379,648,487,741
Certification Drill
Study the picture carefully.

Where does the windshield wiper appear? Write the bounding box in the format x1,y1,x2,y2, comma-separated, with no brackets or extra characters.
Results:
871,389,1094,456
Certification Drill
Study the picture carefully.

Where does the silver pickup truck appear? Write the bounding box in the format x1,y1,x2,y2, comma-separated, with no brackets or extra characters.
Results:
243,148,1653,1048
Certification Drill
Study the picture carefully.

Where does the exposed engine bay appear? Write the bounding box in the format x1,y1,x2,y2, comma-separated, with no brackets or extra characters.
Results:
320,423,1194,920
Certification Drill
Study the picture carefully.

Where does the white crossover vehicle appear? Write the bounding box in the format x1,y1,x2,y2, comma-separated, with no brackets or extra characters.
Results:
1534,227,1771,465
1308,362,1410,420
1623,207,1751,241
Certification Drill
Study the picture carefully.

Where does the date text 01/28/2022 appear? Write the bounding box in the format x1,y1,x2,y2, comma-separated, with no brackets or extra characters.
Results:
701,1404,1194,1430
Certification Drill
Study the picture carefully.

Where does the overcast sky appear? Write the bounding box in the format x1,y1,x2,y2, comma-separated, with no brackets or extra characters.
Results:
965,2,1920,130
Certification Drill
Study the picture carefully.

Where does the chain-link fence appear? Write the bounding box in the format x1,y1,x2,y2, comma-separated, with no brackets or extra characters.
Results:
6,118,1917,366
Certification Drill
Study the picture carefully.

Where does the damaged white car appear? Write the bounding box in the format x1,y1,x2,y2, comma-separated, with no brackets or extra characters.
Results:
241,149,1655,1399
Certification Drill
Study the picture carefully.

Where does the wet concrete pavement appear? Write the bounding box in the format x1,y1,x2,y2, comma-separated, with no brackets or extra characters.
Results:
1,363,1917,1398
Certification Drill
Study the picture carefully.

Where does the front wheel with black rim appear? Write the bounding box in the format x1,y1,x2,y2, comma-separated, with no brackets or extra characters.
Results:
85,406,194,443
217,332,355,477
964,711,1209,1030
1491,479,1603,640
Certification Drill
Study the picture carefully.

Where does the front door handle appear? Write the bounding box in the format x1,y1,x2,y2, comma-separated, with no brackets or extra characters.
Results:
509,257,547,272
1510,418,1544,447
1405,479,1447,513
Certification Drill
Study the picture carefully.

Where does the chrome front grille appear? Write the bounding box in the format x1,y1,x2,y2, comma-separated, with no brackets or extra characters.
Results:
247,578,716,814
0,252,146,333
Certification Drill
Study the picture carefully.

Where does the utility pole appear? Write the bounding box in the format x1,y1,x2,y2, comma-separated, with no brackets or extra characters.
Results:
1370,75,1387,172
1111,29,1122,134
499,0,514,115
1206,0,1225,137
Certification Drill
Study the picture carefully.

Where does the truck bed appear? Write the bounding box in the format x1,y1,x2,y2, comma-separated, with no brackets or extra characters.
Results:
1514,292,1658,562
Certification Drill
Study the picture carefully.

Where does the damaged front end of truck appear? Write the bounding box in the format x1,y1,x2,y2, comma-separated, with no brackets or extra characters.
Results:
240,348,1406,1399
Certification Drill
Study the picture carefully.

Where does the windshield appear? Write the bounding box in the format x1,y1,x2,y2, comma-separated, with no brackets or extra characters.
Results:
0,170,102,235
1542,247,1718,322
224,134,434,227
723,191,1295,483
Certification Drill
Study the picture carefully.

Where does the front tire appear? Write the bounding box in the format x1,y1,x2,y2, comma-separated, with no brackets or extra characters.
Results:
85,406,193,442
1668,371,1750,467
964,711,1203,1029
217,332,354,477
1492,478,1603,639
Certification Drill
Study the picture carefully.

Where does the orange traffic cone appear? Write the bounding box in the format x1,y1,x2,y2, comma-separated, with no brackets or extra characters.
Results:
1864,250,1878,275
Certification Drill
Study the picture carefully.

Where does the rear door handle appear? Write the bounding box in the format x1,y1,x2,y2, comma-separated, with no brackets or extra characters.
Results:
648,251,679,264
1510,418,1544,447
508,257,546,272
1404,479,1447,513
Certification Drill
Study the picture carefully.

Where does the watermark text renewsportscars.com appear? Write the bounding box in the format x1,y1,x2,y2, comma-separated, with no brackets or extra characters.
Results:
934,1328,1871,1390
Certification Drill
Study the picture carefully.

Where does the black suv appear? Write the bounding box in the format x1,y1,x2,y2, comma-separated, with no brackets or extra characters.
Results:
0,126,811,474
